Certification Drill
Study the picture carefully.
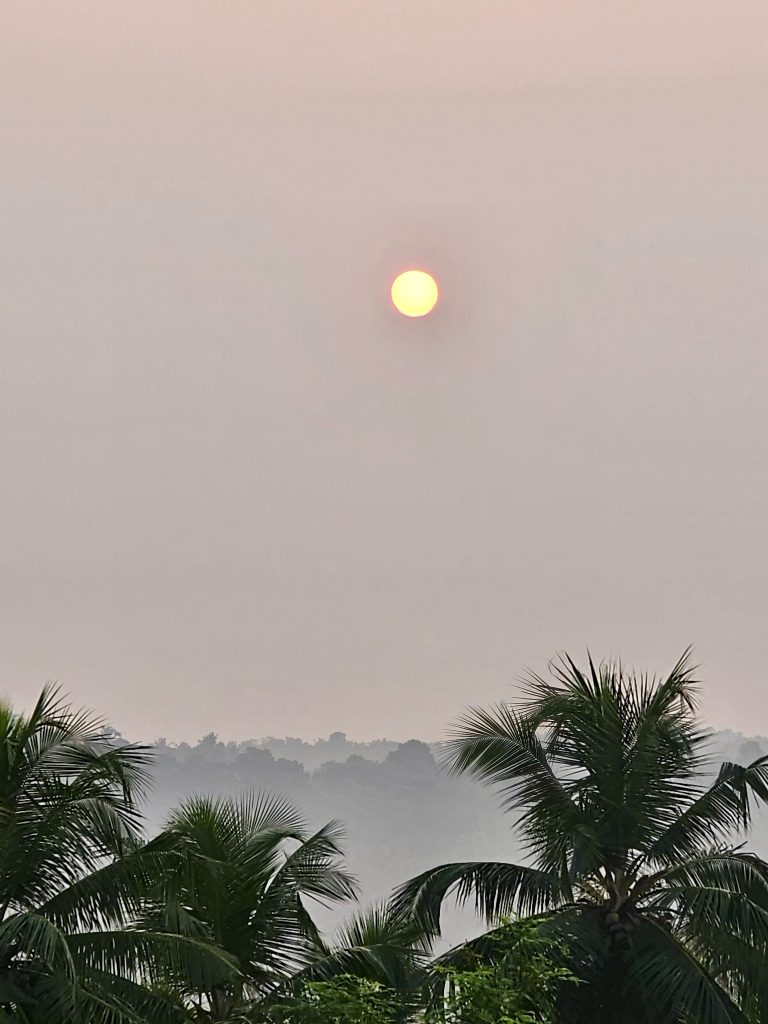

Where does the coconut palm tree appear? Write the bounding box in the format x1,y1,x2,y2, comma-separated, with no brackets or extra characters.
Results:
141,793,368,1021
395,650,768,1024
0,685,236,1023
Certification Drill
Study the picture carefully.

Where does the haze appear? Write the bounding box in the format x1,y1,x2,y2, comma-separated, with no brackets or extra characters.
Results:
2,1,767,742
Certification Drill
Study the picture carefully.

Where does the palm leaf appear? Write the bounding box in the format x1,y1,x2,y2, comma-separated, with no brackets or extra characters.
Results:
393,860,562,936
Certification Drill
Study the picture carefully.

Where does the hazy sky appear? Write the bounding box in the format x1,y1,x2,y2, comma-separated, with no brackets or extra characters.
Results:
2,2,767,742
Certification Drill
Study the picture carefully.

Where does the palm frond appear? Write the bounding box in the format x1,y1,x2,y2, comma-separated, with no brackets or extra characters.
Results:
441,704,590,878
394,861,563,937
644,757,768,867
298,903,429,991
625,916,749,1024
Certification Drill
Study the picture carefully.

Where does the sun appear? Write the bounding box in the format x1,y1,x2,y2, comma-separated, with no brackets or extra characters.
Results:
390,269,439,318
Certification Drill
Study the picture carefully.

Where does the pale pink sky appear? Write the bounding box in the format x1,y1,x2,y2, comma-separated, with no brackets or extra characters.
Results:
2,2,767,741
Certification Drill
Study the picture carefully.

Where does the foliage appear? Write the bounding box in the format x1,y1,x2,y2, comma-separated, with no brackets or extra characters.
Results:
140,793,362,1020
0,684,233,1023
432,919,574,1024
395,650,768,1024
256,921,570,1024
299,902,431,991
254,976,408,1024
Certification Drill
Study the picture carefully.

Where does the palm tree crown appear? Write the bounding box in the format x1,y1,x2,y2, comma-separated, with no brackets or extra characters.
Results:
0,685,232,1023
143,793,361,1020
396,650,768,1024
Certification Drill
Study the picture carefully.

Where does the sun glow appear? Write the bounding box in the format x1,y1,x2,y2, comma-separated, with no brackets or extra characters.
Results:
390,270,439,318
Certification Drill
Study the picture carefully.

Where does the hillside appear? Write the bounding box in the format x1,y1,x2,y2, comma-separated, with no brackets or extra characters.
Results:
138,727,768,945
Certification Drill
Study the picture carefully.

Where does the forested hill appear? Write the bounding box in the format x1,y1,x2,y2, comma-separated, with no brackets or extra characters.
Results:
153,730,408,772
148,725,767,773
140,727,768,945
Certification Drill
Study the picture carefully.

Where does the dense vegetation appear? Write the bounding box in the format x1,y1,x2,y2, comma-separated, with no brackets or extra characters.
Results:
3,651,768,1022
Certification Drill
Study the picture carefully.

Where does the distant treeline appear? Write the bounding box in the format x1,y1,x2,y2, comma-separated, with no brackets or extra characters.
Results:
143,734,513,945
147,726,765,773
132,725,768,947
151,731,431,771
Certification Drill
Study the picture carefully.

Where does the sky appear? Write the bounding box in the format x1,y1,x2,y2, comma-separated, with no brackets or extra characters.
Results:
2,2,767,742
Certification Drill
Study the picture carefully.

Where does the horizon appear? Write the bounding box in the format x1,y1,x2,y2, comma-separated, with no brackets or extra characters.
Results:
16,663,768,749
